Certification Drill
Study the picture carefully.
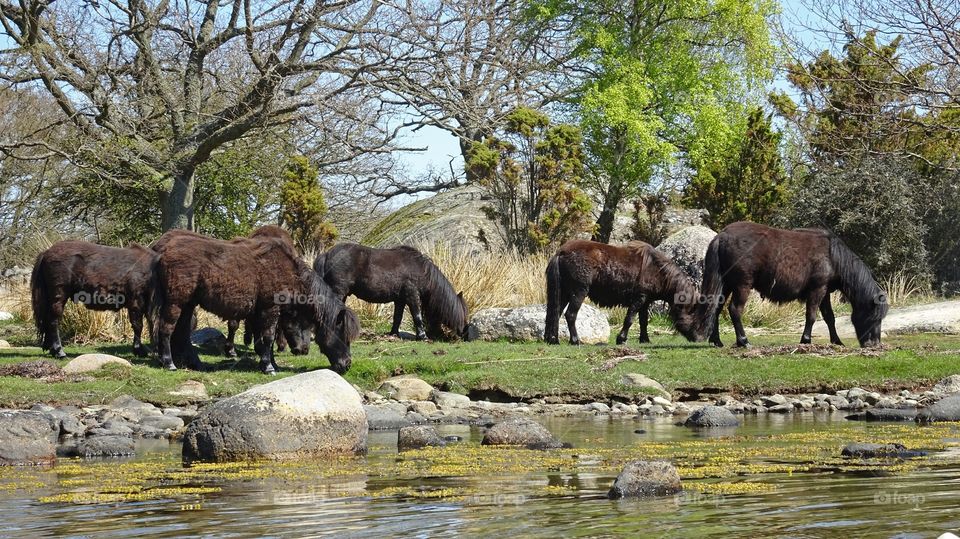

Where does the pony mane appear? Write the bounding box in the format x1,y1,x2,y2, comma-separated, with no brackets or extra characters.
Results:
417,252,467,336
643,245,698,298
829,234,887,318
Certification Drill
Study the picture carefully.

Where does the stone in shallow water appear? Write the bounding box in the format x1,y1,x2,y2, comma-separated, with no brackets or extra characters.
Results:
182,370,367,463
841,442,926,459
481,418,565,449
75,435,135,458
608,460,682,499
0,410,58,465
397,425,446,451
684,406,740,427
865,408,918,422
917,395,960,423
377,376,434,401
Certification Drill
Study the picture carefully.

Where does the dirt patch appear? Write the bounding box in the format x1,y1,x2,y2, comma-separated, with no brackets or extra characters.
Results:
732,343,889,359
591,347,648,372
0,359,66,380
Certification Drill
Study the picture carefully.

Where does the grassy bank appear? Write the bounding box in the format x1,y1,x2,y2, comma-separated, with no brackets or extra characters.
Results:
1,315,959,407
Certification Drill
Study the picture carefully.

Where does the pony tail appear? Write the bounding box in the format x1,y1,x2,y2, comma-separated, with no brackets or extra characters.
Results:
544,254,561,342
148,264,165,346
698,237,723,338
30,253,50,350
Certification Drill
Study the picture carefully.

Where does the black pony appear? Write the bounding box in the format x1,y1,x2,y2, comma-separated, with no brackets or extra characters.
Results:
700,221,888,348
314,243,468,340
31,241,157,358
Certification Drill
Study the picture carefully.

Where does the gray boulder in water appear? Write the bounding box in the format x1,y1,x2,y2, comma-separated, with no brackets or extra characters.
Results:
182,369,368,463
917,394,960,423
0,410,58,465
608,460,682,498
398,425,447,451
656,225,717,284
684,406,740,428
481,418,566,449
468,304,610,344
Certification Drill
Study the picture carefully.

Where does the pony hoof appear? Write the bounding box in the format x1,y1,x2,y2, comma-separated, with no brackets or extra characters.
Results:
52,350,67,360
261,365,276,375
615,337,627,345
164,363,177,371
225,349,238,359
544,336,559,345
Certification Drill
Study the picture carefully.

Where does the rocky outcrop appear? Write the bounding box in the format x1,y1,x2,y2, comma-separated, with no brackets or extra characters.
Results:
182,370,368,463
481,418,565,449
469,304,610,344
684,406,740,428
363,185,506,256
398,425,446,450
917,395,960,423
932,375,960,396
0,410,58,465
62,354,132,374
607,460,682,498
377,376,435,401
656,225,717,284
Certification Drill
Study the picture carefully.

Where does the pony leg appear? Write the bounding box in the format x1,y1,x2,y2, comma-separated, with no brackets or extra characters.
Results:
709,291,725,347
819,294,844,346
389,302,404,336
801,287,828,344
224,319,239,358
637,301,651,344
254,309,279,375
47,297,67,359
275,325,288,353
616,304,638,345
173,304,204,371
564,290,588,345
129,307,150,357
728,286,751,348
157,303,182,371
406,293,428,341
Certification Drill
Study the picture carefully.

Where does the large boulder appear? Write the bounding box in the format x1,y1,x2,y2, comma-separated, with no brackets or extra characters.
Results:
481,418,565,449
932,375,960,396
684,406,740,428
182,370,367,463
469,304,610,344
191,327,227,354
377,375,434,401
62,354,132,374
74,435,136,458
656,225,717,285
363,185,506,256
865,408,918,422
917,395,960,423
0,410,58,465
607,460,682,498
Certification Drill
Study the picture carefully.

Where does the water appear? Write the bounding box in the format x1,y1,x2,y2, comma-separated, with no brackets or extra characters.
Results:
3,414,960,538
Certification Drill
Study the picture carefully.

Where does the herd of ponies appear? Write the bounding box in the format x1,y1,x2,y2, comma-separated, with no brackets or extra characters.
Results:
28,221,889,375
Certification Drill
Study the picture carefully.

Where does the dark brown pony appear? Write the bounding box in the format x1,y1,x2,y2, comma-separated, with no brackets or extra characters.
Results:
314,243,468,340
700,221,888,348
544,239,708,345
151,233,359,374
31,241,157,358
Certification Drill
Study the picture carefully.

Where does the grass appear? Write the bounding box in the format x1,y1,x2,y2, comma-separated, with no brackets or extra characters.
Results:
1,315,960,407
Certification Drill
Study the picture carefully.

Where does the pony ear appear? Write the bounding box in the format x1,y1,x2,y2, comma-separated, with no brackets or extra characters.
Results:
457,291,464,299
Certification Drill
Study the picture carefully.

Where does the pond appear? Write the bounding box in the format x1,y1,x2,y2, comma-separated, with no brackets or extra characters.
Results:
2,414,960,538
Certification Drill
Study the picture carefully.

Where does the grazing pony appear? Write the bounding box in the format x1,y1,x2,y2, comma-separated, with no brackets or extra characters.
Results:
314,243,468,340
544,239,708,345
151,233,359,374
700,221,888,348
31,241,157,358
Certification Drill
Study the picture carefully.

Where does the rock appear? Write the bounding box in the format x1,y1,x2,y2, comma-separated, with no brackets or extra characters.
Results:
470,304,610,344
138,414,185,433
761,394,788,407
846,388,868,401
937,534,960,539
432,391,471,409
0,339,10,348
378,376,435,401
825,395,851,410
841,442,926,459
397,425,446,450
607,460,682,499
767,403,794,413
481,418,565,449
620,373,670,398
656,225,717,284
182,370,367,463
932,375,960,396
651,396,672,407
46,408,84,437
364,403,412,430
363,185,506,257
168,380,209,401
108,395,161,422
684,406,740,427
587,402,610,414
86,419,134,438
408,401,438,416
190,327,227,353
0,410,58,465
62,354,132,374
405,411,427,424
0,311,12,321
865,408,919,422
75,435,135,458
917,395,960,423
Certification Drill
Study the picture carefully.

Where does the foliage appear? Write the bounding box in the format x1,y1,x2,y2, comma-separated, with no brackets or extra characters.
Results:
627,194,669,246
683,107,789,229
572,0,779,241
279,156,339,252
467,107,594,254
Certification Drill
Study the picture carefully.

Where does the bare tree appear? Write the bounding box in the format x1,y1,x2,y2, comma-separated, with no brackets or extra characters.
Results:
0,0,393,230
371,0,578,199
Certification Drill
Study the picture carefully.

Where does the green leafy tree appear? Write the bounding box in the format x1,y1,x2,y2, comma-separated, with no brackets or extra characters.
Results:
467,107,593,253
683,107,789,229
280,156,339,253
572,0,779,241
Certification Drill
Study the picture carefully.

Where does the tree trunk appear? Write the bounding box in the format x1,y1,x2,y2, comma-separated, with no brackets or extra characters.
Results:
161,167,196,231
592,182,624,243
